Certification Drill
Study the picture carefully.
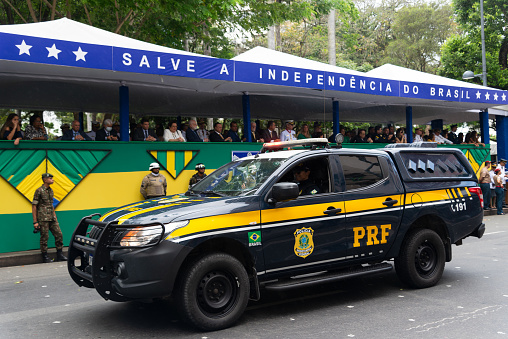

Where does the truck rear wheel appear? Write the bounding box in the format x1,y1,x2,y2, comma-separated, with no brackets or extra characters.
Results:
395,229,445,288
176,253,249,331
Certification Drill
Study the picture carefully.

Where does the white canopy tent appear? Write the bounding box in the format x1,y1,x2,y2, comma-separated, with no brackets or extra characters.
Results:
0,18,507,126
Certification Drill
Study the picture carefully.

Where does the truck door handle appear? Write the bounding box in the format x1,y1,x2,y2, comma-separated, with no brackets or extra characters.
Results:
323,207,342,215
382,198,398,207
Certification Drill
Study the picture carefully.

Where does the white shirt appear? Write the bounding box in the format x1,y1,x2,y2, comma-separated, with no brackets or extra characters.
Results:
496,164,507,184
434,134,453,144
87,131,96,141
163,129,185,142
413,134,423,142
489,170,496,189
280,129,296,141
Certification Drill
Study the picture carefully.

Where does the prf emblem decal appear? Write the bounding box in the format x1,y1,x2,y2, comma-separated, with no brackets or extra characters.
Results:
248,231,262,247
294,227,314,258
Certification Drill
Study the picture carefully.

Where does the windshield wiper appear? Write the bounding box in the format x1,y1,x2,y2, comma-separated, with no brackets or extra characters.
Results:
200,190,225,197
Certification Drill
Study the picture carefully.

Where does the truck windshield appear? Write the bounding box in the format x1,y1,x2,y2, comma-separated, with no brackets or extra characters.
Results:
188,158,287,197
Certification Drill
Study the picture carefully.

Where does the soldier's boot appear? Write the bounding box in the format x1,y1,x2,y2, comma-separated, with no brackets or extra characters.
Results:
41,252,53,263
56,249,68,262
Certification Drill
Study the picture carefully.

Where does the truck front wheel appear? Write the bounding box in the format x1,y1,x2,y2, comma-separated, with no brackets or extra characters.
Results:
176,253,249,331
395,229,445,288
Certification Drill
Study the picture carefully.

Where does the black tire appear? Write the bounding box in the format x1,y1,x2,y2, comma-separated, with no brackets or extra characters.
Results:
395,229,446,288
176,253,249,331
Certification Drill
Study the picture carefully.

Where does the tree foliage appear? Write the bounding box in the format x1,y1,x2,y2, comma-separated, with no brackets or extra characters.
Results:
383,2,456,73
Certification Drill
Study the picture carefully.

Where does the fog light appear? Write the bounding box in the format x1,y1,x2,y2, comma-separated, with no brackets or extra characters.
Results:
116,262,127,279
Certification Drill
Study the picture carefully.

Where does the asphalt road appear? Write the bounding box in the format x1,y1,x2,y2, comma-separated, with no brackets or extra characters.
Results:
1,215,507,339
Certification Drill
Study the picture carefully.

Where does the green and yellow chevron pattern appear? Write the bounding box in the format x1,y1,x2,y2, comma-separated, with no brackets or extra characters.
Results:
149,150,199,179
0,149,109,206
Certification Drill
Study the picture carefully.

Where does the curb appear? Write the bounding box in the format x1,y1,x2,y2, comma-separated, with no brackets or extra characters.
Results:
0,248,68,268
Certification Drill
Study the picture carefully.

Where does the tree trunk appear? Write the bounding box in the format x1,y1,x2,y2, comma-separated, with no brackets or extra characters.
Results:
328,9,336,66
499,37,508,70
267,26,275,50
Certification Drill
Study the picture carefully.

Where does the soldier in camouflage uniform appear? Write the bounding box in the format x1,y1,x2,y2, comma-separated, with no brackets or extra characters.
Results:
140,163,167,199
189,163,207,188
32,173,67,263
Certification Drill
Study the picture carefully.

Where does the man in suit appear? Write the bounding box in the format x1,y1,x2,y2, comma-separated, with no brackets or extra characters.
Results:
132,118,157,141
225,121,241,142
186,119,208,142
242,122,264,142
209,122,232,142
448,125,459,144
261,121,278,142
95,119,118,141
62,120,92,141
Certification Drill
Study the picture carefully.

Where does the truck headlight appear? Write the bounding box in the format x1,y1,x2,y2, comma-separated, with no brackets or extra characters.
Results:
115,225,165,247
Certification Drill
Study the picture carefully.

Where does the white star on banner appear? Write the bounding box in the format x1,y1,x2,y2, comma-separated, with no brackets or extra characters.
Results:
503,93,507,101
72,47,87,62
16,40,32,56
476,91,481,99
46,44,61,59
494,93,499,101
485,92,490,100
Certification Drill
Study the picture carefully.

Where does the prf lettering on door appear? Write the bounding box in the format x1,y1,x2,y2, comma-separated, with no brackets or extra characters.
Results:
353,225,391,247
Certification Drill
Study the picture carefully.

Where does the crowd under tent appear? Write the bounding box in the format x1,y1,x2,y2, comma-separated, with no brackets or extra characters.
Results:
1,18,508,155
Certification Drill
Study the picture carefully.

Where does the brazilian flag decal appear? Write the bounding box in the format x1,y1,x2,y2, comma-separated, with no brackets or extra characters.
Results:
149,150,199,179
0,149,109,207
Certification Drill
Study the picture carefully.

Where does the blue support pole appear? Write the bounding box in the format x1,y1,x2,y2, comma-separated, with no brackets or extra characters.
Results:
242,93,251,142
497,116,508,161
78,112,84,132
431,119,443,131
119,85,129,142
480,110,489,144
406,106,413,143
332,99,340,136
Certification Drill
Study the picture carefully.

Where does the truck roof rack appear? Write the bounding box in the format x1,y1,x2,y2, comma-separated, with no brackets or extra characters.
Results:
260,138,329,153
385,142,438,148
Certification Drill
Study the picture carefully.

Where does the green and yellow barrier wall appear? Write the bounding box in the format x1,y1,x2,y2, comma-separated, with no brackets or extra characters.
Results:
0,141,490,254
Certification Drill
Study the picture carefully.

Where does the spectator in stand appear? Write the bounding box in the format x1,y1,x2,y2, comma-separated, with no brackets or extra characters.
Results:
62,120,92,141
395,128,407,143
351,129,372,143
25,114,48,141
297,124,311,139
372,126,384,143
413,128,424,142
424,132,435,142
209,122,232,142
367,126,376,140
163,121,186,142
56,123,70,140
389,125,395,136
448,125,459,144
197,120,210,141
457,132,464,144
434,129,453,144
155,123,164,141
340,126,350,143
181,122,189,141
186,119,208,142
311,122,324,138
96,119,118,141
466,131,485,147
1,113,23,145
86,121,100,141
280,120,297,141
132,118,157,141
129,122,138,141
225,121,242,142
262,121,278,142
113,121,121,139
242,122,263,142
382,127,395,143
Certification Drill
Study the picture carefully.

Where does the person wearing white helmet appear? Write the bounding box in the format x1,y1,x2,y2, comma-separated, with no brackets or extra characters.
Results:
140,162,167,199
189,163,207,188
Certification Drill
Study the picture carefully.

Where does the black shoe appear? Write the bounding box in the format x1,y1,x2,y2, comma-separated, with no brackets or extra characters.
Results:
498,212,505,215
41,252,53,263
56,250,68,262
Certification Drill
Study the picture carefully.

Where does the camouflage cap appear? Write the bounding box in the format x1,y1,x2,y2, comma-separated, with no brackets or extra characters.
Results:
41,173,53,179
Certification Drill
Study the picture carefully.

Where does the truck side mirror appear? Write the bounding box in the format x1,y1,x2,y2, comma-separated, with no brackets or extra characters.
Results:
270,182,299,202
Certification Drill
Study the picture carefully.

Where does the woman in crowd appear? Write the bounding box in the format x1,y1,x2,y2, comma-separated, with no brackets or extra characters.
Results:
24,115,48,140
395,128,407,143
0,113,23,145
163,121,186,142
465,131,485,147
297,124,311,139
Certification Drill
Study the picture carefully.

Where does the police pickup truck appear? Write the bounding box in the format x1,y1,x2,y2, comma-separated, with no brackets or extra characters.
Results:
68,138,485,331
